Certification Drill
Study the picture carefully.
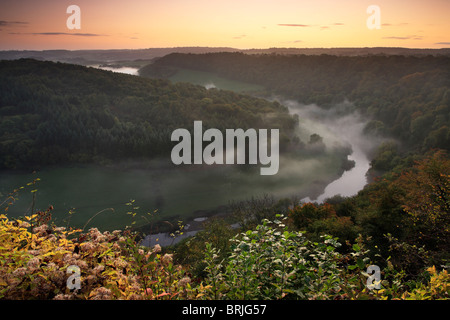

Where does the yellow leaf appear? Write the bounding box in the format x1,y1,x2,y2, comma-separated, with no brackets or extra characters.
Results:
427,266,436,274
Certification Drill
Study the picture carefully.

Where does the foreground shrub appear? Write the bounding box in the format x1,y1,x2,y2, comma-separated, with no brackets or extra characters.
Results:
203,216,348,299
0,212,200,300
1,211,447,300
202,216,449,300
400,267,449,300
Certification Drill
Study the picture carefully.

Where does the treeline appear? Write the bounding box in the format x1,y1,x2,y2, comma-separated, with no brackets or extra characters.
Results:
141,53,450,172
0,59,298,169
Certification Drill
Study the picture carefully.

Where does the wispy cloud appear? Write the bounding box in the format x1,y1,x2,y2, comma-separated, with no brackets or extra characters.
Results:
317,23,345,31
383,36,409,40
0,20,28,27
284,40,302,43
278,24,311,27
382,22,409,27
435,42,450,45
10,32,108,37
279,23,343,30
383,35,423,40
34,32,106,37
233,34,246,39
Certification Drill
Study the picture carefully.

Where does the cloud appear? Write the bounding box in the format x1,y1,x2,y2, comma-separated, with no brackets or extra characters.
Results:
33,32,106,37
0,20,28,27
278,24,311,27
382,22,409,27
282,40,303,44
233,34,246,39
435,42,450,45
10,31,108,37
333,23,344,26
383,36,410,40
383,35,423,40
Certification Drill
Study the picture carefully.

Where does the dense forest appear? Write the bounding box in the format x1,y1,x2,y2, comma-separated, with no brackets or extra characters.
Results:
141,53,450,175
0,59,299,170
0,53,448,300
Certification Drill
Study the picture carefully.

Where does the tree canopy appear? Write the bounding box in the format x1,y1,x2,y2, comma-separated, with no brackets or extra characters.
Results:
0,59,298,169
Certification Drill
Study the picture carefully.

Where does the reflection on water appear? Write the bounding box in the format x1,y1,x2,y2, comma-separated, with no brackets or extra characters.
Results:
315,143,370,202
283,100,373,203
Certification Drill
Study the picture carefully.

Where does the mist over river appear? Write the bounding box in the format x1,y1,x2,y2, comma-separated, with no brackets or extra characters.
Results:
282,100,373,203
0,97,373,233
91,65,139,75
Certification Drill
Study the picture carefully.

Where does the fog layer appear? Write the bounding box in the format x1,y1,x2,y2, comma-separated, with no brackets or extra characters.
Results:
280,99,375,202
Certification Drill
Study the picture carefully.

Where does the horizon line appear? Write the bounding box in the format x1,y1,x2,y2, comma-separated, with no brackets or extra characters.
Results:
1,46,450,52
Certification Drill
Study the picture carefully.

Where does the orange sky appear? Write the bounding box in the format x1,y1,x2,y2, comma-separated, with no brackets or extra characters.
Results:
1,0,449,50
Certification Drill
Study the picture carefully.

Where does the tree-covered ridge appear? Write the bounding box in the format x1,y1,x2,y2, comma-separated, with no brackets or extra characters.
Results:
141,53,450,161
0,59,297,169
0,55,448,301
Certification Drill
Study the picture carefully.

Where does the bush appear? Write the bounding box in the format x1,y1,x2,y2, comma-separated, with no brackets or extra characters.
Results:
203,216,349,299
0,212,201,300
201,216,450,300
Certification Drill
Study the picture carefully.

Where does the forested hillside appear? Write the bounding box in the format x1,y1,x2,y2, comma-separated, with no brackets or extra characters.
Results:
140,52,449,294
141,53,450,173
0,54,448,301
0,59,297,169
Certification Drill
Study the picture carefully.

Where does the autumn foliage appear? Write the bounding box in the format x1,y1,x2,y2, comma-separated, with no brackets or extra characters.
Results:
0,212,201,299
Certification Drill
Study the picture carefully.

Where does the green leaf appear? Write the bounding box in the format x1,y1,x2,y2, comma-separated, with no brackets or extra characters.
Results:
357,259,365,270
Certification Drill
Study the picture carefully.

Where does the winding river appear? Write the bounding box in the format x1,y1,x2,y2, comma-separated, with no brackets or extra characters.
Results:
141,99,373,247
0,68,373,241
283,100,372,203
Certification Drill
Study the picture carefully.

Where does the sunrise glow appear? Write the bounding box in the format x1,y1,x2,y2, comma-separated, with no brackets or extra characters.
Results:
1,0,449,50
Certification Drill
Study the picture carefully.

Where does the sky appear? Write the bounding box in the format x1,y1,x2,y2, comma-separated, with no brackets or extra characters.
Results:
0,0,449,50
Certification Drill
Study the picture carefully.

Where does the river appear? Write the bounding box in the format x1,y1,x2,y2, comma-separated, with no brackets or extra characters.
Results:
281,100,375,203
283,100,372,203
0,67,373,244
141,99,374,247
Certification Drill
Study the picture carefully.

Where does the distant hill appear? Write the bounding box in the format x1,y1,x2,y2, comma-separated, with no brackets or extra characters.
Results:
244,47,450,56
0,47,241,66
142,51,450,175
1,47,449,67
